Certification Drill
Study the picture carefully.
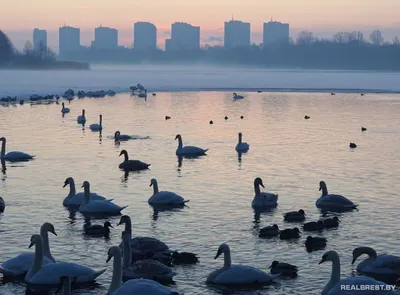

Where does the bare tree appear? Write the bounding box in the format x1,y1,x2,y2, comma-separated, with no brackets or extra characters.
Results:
23,41,34,56
369,30,384,45
296,31,314,45
393,36,400,45
332,31,363,44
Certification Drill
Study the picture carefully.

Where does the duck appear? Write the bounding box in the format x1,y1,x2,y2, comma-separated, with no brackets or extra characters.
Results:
118,150,150,171
349,142,357,148
233,93,244,99
148,178,189,207
0,222,57,276
121,231,176,283
207,243,279,285
165,116,171,120
77,109,86,124
259,224,280,238
305,236,327,252
106,246,182,295
0,137,35,162
0,197,4,212
224,116,228,120
209,120,213,124
316,181,358,212
79,181,127,215
171,251,199,265
361,127,367,132
61,102,70,114
269,261,298,278
84,221,113,236
175,134,208,157
279,228,301,240
62,177,107,206
90,114,103,131
304,115,310,119
240,116,244,119
251,177,278,208
114,131,134,141
25,234,105,285
303,220,324,231
322,217,340,229
284,209,306,222
319,250,395,295
352,247,400,283
235,132,249,153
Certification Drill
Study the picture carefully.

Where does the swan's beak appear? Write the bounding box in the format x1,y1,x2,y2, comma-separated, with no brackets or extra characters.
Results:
174,135,178,140
351,256,357,265
117,221,122,226
149,183,152,187
109,225,113,228
29,242,34,248
81,185,84,188
214,249,222,260
319,187,321,191
318,257,326,264
106,255,112,263
63,182,68,188
260,183,265,188
51,230,58,236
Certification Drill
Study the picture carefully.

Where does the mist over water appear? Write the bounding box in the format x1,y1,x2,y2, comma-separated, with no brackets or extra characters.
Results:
1,65,400,98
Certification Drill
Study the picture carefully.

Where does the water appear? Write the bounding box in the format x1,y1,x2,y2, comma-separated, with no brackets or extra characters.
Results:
1,65,400,99
0,91,400,295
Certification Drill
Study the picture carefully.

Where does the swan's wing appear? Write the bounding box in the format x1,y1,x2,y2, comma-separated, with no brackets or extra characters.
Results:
130,260,174,276
4,151,34,160
113,279,173,295
181,146,207,154
131,237,169,252
319,194,356,206
260,193,278,204
149,192,185,204
81,200,125,213
214,265,277,284
328,276,395,295
0,253,53,276
67,193,105,205
375,254,400,270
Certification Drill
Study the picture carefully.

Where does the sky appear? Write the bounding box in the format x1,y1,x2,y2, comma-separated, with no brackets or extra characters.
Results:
1,0,400,50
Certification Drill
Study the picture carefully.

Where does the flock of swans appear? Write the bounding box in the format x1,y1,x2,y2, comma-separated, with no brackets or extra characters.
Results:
1,94,400,295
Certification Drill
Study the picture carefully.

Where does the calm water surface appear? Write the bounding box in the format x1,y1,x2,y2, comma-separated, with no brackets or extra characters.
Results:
0,92,400,294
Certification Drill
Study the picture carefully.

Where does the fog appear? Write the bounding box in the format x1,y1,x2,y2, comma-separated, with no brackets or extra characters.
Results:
1,64,400,98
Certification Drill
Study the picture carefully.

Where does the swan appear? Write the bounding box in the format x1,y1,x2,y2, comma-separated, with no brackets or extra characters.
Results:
77,109,86,124
233,93,244,99
352,247,400,282
84,221,113,236
121,231,176,282
61,102,70,114
114,131,134,141
207,243,279,285
0,197,4,212
118,150,150,171
63,177,107,206
316,181,358,212
175,134,208,157
25,234,105,285
251,177,278,208
235,132,249,152
0,222,56,276
106,246,182,295
0,137,35,162
148,178,189,207
90,114,103,131
79,181,127,215
319,250,395,295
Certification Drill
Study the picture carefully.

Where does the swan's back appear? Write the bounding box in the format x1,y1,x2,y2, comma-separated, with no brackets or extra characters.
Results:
252,193,278,207
209,265,277,285
317,194,356,208
127,260,174,278
0,253,53,276
149,191,185,204
119,160,150,170
80,200,126,213
113,278,177,295
358,254,400,275
177,145,207,156
4,151,34,161
327,276,396,295
64,192,105,206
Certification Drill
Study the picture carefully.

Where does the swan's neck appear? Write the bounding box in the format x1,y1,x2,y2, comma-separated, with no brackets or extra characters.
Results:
40,228,53,261
123,152,129,162
324,255,341,295
31,239,44,278
122,235,131,269
108,252,123,294
177,137,183,149
99,116,102,127
1,139,5,157
359,247,377,259
223,249,232,269
68,179,76,197
238,135,242,144
321,184,328,196
254,182,261,196
152,182,159,194
82,185,91,206
124,219,132,236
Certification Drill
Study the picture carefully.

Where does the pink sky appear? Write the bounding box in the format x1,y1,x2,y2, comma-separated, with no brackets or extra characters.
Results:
2,0,400,50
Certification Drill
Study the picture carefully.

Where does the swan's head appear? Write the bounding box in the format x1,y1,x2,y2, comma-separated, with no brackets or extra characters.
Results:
82,109,85,115
306,236,314,242
43,222,57,236
214,243,230,259
63,177,73,188
319,250,338,264
106,246,121,263
119,150,127,157
298,209,306,215
233,93,237,96
174,134,182,140
81,181,90,189
351,247,375,264
293,227,301,233
149,178,157,187
272,224,279,230
114,131,120,139
0,137,5,141
269,261,279,269
117,215,130,226
238,132,242,138
319,181,327,191
254,177,265,188
62,102,65,106
317,220,324,225
332,217,340,222
104,221,113,229
29,234,42,248
99,114,102,120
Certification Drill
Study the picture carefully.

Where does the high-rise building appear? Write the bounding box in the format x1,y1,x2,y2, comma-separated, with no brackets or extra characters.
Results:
93,26,118,49
134,22,157,50
224,20,251,48
263,21,289,46
33,28,47,52
59,26,80,56
165,22,200,51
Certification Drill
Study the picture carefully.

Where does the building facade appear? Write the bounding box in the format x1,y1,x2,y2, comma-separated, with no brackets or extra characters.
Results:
263,21,289,46
59,26,80,56
33,28,47,52
224,20,251,48
165,22,200,51
93,26,118,49
134,22,157,50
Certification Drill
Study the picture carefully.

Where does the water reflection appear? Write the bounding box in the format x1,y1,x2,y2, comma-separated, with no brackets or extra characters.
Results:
1,159,6,175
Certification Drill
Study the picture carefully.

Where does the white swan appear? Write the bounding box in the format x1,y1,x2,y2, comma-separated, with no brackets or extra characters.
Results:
62,177,107,206
25,234,105,285
352,247,400,281
61,102,70,114
121,231,176,282
0,137,35,162
0,222,56,276
148,178,189,207
319,250,395,295
79,181,127,215
251,177,278,208
175,134,208,157
235,132,249,152
77,109,86,124
233,93,244,99
207,243,280,285
90,114,103,131
316,181,358,211
106,246,182,295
